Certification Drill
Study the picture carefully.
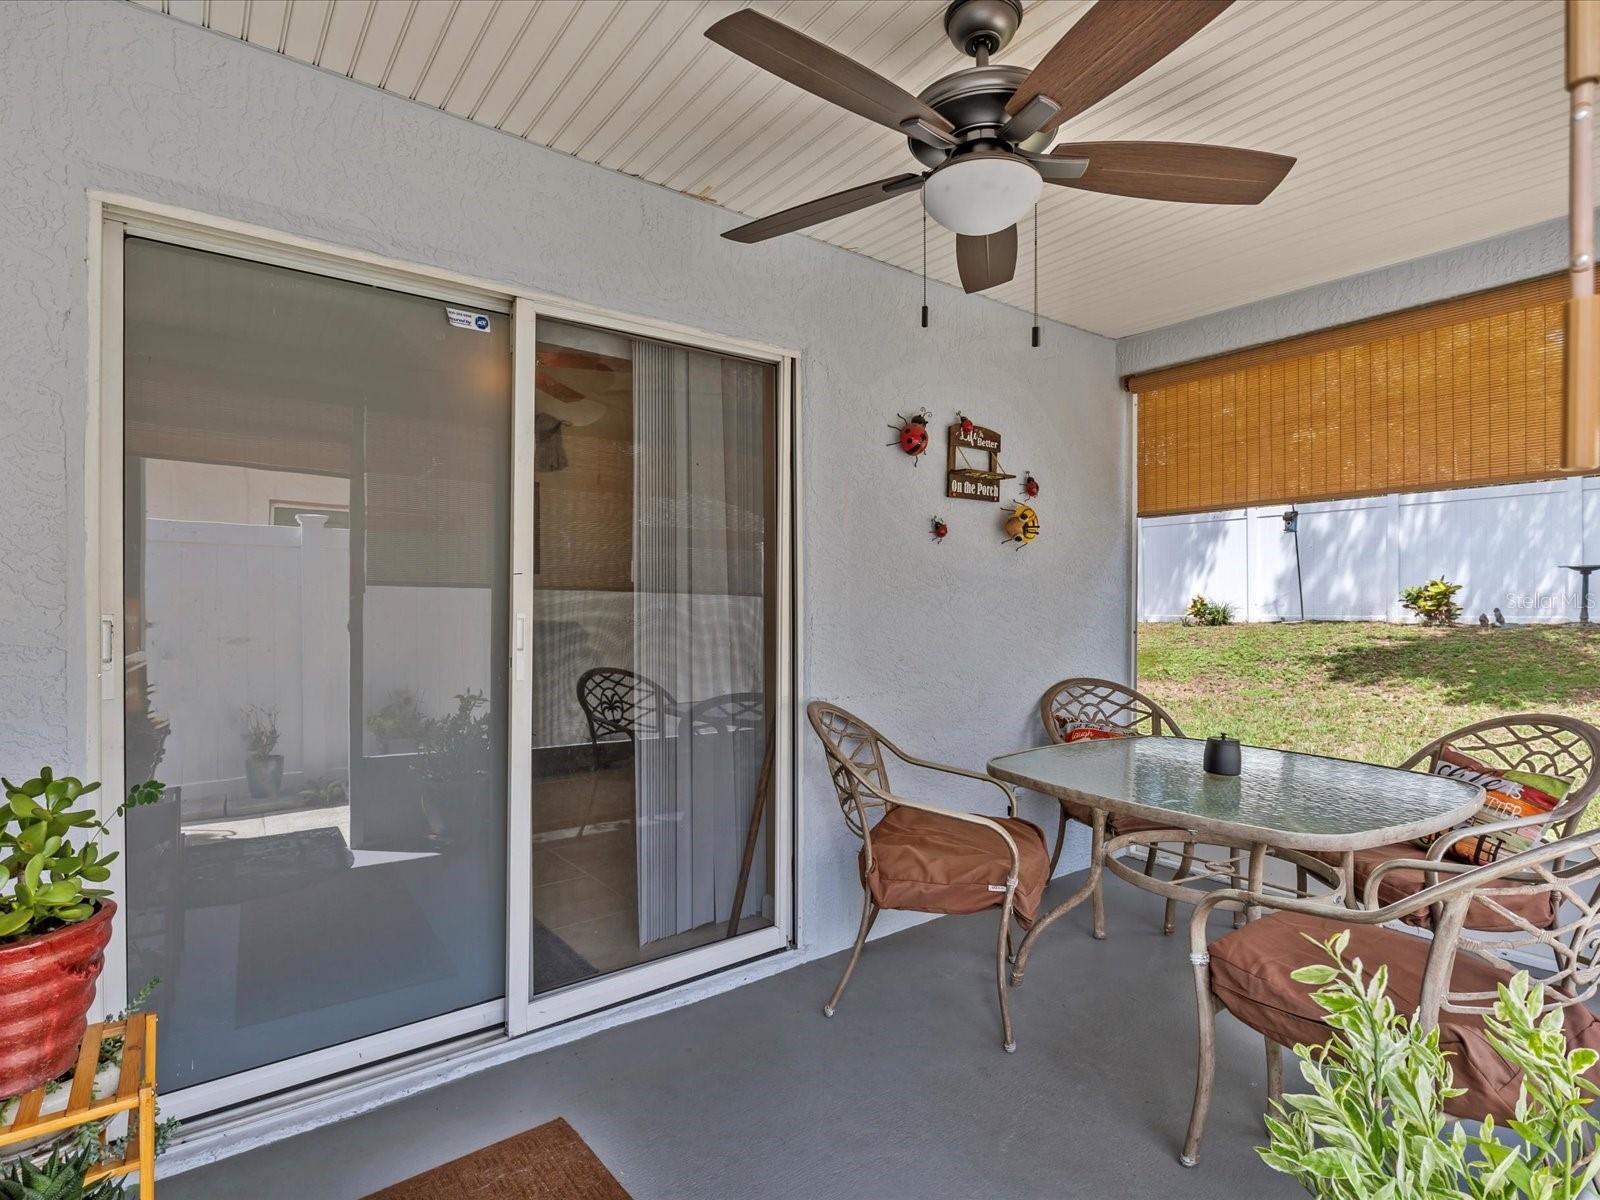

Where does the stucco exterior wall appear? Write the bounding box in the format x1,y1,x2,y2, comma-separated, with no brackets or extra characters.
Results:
0,0,1129,976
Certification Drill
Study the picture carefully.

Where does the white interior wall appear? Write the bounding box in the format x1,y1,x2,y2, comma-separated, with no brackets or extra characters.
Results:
0,0,1129,981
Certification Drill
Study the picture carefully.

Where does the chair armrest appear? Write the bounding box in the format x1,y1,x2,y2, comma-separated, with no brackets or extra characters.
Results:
1362,854,1479,908
1421,805,1575,862
1190,833,1598,957
1186,887,1393,957
877,739,1019,817
824,751,1022,873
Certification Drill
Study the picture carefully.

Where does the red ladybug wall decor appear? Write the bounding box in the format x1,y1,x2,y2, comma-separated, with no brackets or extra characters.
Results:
887,409,932,461
957,412,975,436
1022,472,1040,498
931,516,948,542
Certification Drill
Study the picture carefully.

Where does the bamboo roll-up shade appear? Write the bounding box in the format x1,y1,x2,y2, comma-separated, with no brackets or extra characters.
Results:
1129,274,1572,517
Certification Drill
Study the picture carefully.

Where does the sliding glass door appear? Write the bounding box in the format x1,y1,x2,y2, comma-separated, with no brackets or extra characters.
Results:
101,212,792,1112
119,238,511,1091
525,318,780,998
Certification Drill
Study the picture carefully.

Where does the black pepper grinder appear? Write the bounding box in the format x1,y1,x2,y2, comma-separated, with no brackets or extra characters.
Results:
1203,732,1241,777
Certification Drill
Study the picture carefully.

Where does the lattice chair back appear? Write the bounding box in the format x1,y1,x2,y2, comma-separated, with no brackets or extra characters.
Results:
1039,677,1185,744
1417,829,1600,1020
576,668,678,746
688,691,765,735
1399,713,1600,837
806,701,894,837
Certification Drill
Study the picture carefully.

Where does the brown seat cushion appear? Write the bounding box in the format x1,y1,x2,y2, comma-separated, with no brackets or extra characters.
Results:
1315,844,1560,932
1055,797,1180,838
1208,911,1600,1122
861,806,1049,928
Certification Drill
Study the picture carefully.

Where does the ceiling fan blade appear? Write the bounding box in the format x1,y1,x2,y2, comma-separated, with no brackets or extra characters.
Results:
705,10,955,147
722,174,923,243
535,371,585,403
956,226,1018,294
1006,0,1233,132
1044,142,1294,204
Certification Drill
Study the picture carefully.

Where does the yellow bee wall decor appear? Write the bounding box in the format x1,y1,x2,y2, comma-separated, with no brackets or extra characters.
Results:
1002,502,1040,548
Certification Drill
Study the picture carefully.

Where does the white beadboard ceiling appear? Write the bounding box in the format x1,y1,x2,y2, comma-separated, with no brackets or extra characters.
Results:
130,0,1576,338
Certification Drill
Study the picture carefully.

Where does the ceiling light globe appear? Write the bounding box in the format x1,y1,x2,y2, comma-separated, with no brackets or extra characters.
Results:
922,153,1043,237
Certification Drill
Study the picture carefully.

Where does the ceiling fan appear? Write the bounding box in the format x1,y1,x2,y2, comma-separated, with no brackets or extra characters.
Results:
705,0,1295,294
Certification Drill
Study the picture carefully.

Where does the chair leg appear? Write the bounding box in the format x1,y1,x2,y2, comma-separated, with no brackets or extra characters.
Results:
1143,843,1160,878
1164,841,1196,935
996,892,1017,1053
1090,815,1107,941
1265,1036,1283,1108
1230,856,1245,929
823,892,878,1018
1181,965,1219,1167
1048,806,1069,876
1295,865,1309,900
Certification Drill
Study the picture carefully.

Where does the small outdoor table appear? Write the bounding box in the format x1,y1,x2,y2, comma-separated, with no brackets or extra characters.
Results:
1560,564,1600,624
987,737,1484,985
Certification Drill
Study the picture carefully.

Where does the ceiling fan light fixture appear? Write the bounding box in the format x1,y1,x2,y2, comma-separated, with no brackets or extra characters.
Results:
923,152,1043,237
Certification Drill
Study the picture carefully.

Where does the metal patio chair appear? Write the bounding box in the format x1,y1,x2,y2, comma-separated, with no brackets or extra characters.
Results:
1180,826,1600,1167
1039,677,1198,937
1319,713,1600,932
574,667,679,837
807,700,1051,1052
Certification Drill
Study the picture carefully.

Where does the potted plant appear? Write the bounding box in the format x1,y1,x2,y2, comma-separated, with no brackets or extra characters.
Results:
1261,931,1600,1198
240,705,281,799
365,689,426,755
0,772,160,1099
412,691,491,845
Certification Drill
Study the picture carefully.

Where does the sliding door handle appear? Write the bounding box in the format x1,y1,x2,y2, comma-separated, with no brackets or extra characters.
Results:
99,615,116,701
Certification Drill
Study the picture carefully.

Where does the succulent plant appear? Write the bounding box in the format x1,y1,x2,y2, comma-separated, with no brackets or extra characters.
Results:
0,1132,127,1199
0,770,162,942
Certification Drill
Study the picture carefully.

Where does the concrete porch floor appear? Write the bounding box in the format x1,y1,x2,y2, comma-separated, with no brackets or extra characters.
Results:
165,871,1304,1199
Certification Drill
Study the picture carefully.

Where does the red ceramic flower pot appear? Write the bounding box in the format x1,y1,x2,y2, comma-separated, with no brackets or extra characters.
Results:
0,901,115,1099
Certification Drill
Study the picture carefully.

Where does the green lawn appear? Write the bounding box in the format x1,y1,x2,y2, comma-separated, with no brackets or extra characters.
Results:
1136,621,1600,771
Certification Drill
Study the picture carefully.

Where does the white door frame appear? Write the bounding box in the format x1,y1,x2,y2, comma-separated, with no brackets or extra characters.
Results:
86,193,799,1121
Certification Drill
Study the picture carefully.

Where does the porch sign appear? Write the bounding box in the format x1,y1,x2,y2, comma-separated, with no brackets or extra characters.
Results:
946,421,1015,501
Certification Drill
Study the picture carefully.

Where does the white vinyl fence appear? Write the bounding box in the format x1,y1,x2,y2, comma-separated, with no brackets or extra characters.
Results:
1139,476,1600,624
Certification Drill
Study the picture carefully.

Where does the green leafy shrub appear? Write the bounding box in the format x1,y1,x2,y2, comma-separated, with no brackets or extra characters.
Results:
1260,930,1600,1199
1400,577,1464,626
1185,593,1235,626
0,772,162,942
365,689,428,751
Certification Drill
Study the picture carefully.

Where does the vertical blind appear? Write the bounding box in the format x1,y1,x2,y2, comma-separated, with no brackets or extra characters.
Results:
1128,274,1572,517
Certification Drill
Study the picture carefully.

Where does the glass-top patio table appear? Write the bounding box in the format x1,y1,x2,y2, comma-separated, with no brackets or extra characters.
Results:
987,736,1485,985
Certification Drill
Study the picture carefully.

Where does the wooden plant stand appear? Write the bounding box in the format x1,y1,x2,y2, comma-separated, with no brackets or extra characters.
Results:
0,1014,158,1198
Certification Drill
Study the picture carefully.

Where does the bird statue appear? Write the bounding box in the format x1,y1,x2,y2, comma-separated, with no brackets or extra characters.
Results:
1493,608,1506,626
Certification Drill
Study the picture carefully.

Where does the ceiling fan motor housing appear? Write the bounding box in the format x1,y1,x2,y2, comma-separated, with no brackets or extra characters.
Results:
908,65,1056,169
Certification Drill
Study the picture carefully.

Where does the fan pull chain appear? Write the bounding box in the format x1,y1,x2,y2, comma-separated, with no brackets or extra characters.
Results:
921,191,930,329
1031,202,1040,348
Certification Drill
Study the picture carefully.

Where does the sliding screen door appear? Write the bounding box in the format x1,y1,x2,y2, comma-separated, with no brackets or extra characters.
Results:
528,318,778,995
120,238,511,1091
